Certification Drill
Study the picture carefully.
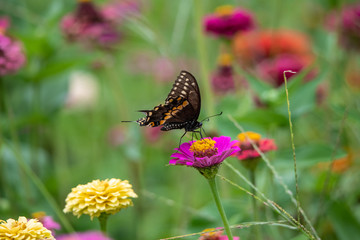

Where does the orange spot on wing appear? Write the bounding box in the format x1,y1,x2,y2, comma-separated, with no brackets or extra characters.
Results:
159,120,165,125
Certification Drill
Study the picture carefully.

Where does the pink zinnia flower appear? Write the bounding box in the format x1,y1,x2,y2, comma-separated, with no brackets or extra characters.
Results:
102,0,140,24
0,18,26,76
204,5,255,38
211,54,237,94
199,228,240,240
60,0,120,49
256,54,314,87
32,212,60,235
170,136,239,168
339,3,360,51
56,231,112,240
236,132,277,161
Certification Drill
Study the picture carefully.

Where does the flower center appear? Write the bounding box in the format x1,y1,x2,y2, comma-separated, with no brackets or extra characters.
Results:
215,5,235,17
32,211,46,219
218,53,232,66
237,131,262,143
190,138,218,158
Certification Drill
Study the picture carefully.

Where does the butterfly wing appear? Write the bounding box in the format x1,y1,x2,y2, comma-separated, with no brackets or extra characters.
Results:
136,71,201,130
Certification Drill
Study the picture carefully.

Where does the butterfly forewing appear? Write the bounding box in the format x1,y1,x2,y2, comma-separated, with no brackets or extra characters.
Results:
135,71,202,131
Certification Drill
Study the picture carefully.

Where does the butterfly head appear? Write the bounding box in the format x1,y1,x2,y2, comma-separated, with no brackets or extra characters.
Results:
184,120,202,132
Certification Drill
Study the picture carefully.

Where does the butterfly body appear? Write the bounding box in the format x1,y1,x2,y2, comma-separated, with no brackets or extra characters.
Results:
134,71,202,132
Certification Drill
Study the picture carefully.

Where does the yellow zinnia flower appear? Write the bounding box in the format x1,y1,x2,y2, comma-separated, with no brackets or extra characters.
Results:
64,178,138,220
0,216,54,240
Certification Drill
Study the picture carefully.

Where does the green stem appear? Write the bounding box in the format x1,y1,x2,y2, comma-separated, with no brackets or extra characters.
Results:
249,169,261,240
283,71,301,223
4,99,74,233
207,177,233,240
98,213,109,234
194,0,215,119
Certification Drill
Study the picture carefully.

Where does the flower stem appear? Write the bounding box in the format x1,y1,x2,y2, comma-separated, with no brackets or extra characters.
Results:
249,169,261,240
207,177,233,240
98,213,109,234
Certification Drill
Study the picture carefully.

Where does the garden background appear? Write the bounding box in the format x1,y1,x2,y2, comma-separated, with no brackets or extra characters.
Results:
0,0,359,239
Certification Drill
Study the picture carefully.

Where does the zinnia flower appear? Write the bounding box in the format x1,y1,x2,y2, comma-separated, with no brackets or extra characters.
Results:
211,54,236,93
102,0,140,24
256,54,314,87
60,0,120,49
199,228,240,240
32,212,61,234
233,30,315,86
0,17,26,76
56,231,112,240
338,3,360,51
0,216,54,240
204,5,255,38
236,131,277,161
170,136,239,178
64,178,138,220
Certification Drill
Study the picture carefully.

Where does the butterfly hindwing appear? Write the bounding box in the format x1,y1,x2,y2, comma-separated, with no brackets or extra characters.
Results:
136,70,202,131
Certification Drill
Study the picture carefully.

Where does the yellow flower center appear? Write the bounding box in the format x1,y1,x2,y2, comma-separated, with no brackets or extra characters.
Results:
32,211,46,219
215,5,234,17
190,138,218,158
218,53,232,66
201,228,217,236
237,131,262,143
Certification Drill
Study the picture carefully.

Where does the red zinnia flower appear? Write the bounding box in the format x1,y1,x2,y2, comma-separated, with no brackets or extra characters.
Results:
235,132,277,161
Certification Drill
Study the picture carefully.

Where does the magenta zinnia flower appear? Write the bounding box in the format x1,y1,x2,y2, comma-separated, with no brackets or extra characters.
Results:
204,5,255,38
56,231,112,240
0,18,26,76
236,132,277,161
170,136,239,168
60,0,120,49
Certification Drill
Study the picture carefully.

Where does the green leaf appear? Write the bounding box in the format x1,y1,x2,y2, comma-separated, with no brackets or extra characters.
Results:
328,201,360,240
275,143,347,168
234,109,288,128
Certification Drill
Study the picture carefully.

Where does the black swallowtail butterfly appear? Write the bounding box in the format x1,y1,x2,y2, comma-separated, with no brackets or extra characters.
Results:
124,70,203,133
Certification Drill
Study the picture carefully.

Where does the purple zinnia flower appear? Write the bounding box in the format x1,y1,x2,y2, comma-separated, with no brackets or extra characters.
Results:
60,0,120,49
56,231,112,240
170,136,239,168
0,17,26,76
204,5,255,38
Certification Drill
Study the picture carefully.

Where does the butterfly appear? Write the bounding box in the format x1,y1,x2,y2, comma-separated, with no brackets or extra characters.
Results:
124,70,203,134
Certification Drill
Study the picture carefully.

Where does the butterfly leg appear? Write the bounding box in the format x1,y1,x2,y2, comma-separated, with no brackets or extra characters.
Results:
200,127,208,138
177,131,188,151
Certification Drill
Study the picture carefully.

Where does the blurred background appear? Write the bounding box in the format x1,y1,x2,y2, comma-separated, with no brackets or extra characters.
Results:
0,0,359,239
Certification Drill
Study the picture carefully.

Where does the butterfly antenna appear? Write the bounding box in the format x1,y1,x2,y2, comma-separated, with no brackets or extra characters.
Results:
121,120,137,123
200,111,223,122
